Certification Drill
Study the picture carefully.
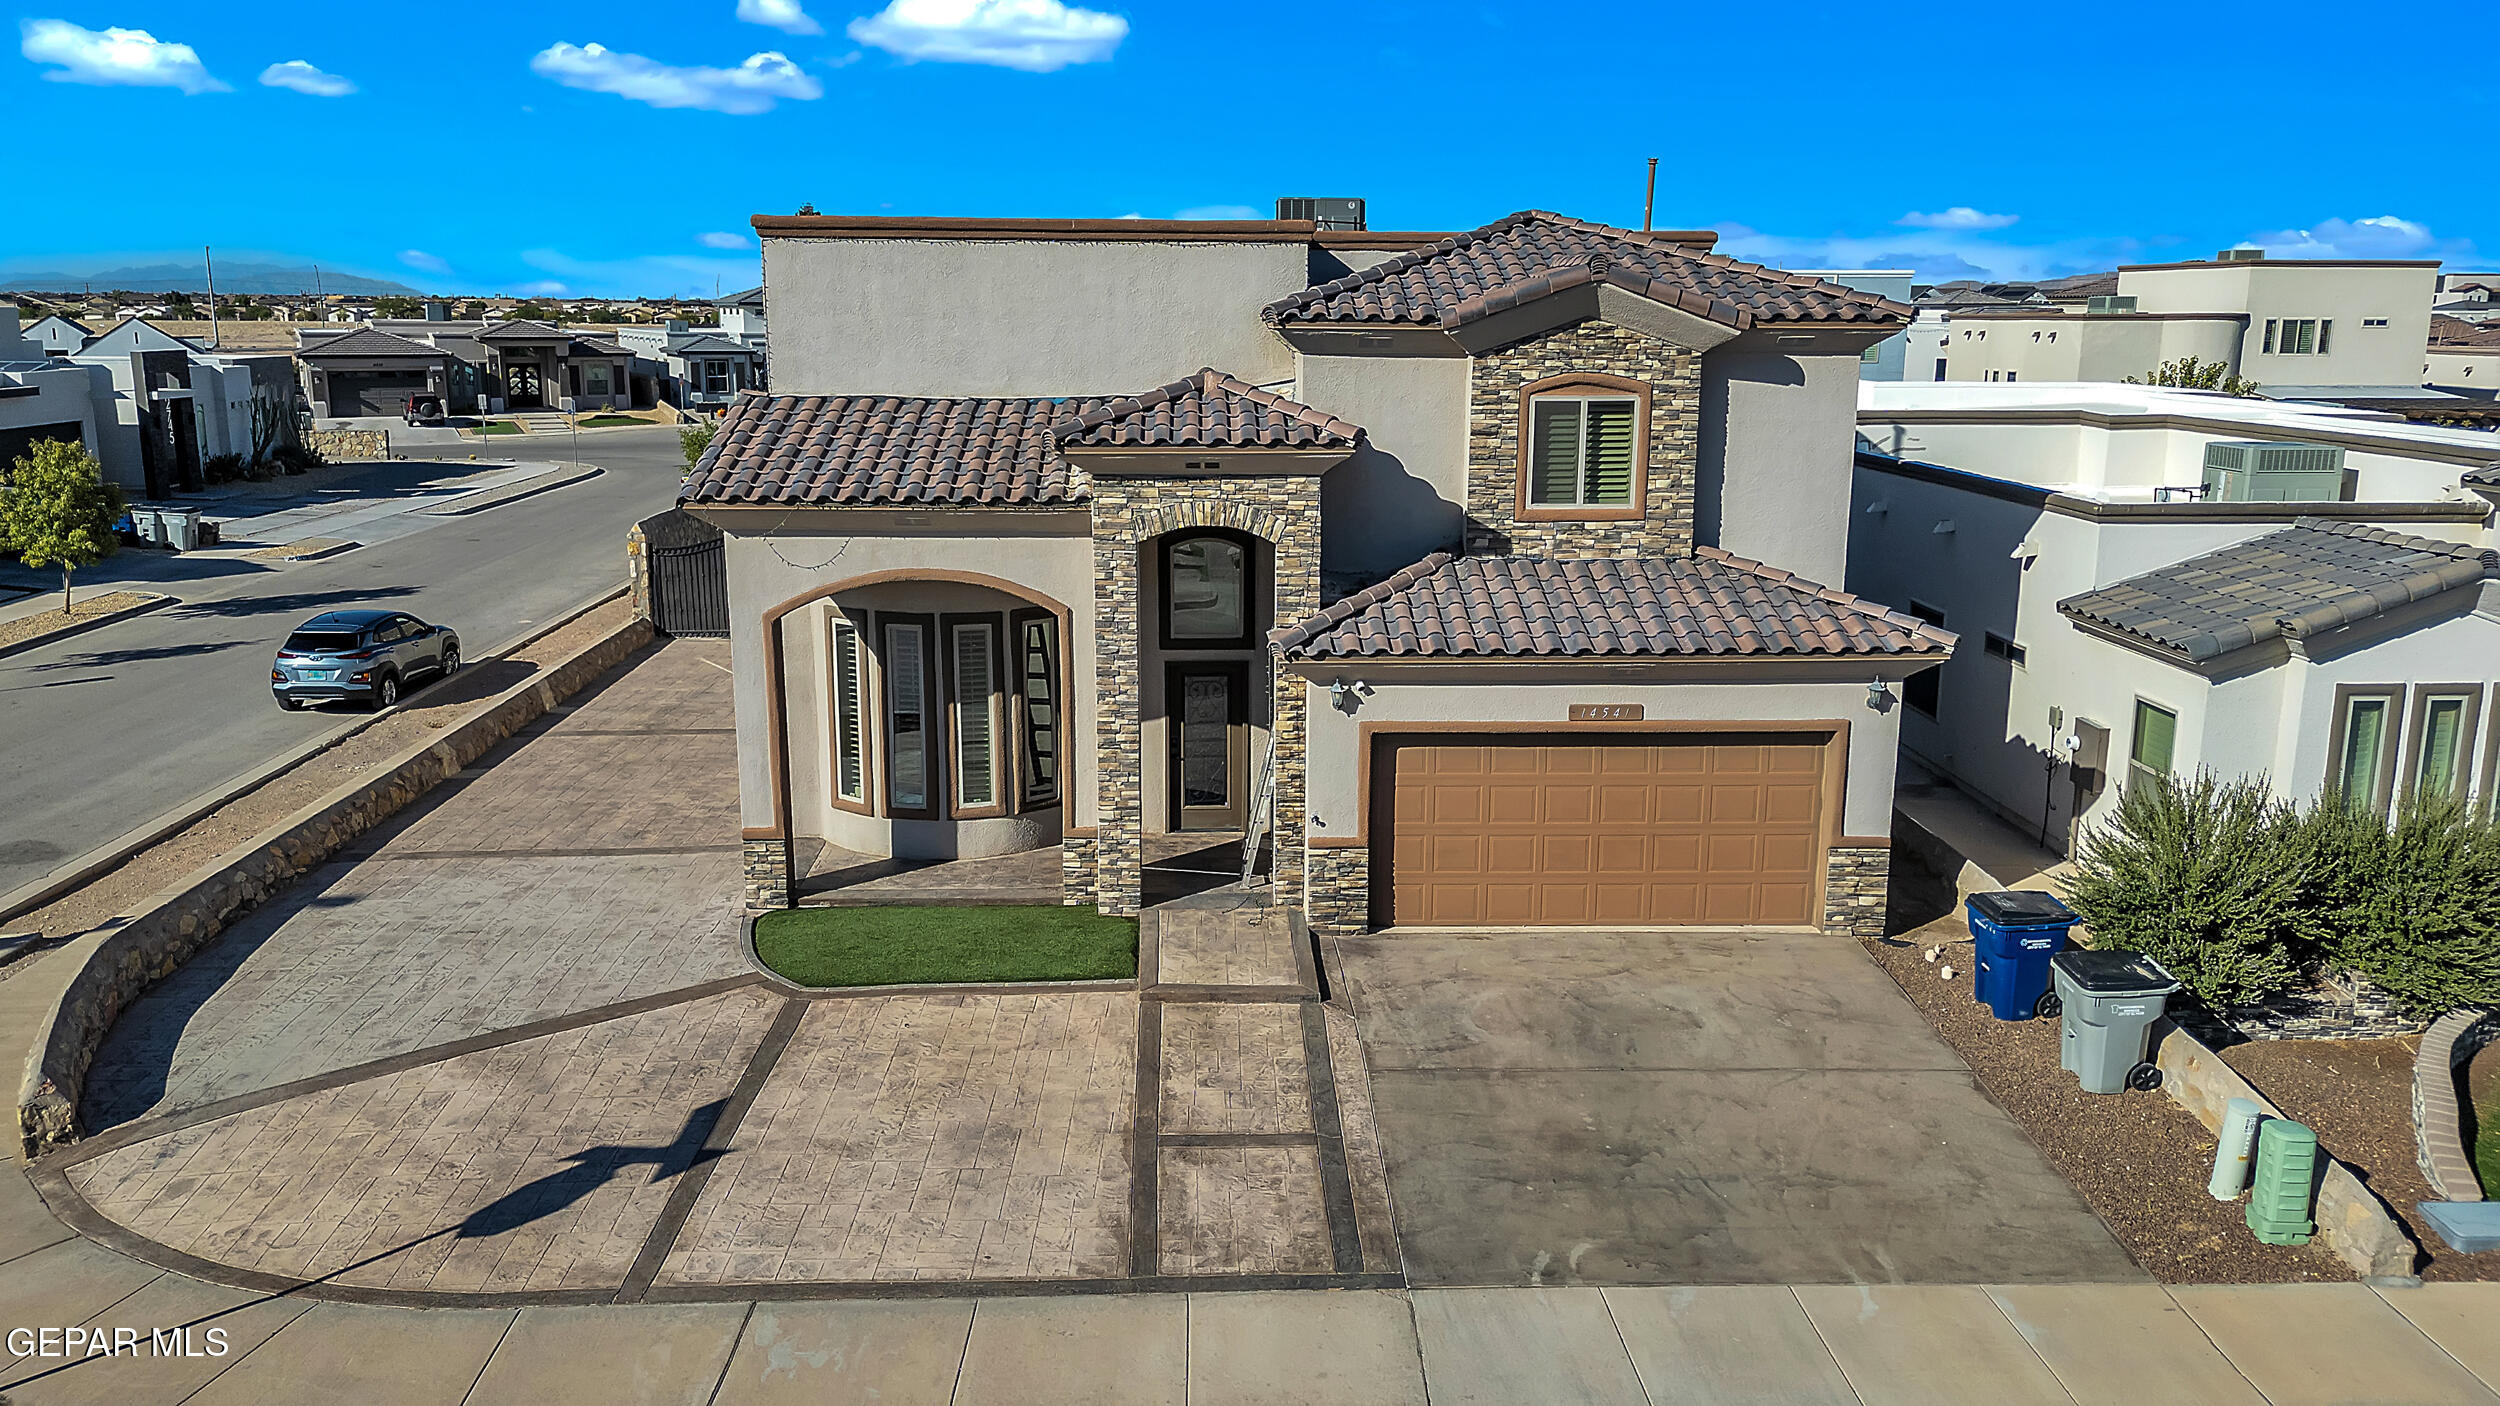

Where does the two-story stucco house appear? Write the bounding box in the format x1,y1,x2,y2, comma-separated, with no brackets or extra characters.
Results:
682,210,1954,939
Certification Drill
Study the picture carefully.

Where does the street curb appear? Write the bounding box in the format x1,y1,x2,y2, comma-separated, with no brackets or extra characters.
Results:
16,609,656,1159
0,592,177,663
250,538,363,563
0,584,628,932
424,464,605,516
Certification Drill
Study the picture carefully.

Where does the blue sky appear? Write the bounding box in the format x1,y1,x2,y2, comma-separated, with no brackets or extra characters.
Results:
3,0,2489,297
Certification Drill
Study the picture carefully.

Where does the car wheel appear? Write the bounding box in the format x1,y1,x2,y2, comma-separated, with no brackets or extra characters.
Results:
375,674,400,710
440,644,460,676
278,696,304,712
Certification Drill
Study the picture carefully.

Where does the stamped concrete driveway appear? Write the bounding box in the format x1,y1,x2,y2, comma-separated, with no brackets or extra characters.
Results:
1336,929,2142,1287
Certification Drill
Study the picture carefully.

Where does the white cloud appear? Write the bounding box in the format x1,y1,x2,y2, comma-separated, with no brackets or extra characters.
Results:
258,59,353,96
697,231,755,250
516,280,570,297
1898,207,2019,232
529,42,823,114
2240,214,2478,263
20,19,226,93
1175,204,1259,220
1714,221,2147,286
399,250,450,274
520,247,764,298
848,0,1127,72
738,0,824,34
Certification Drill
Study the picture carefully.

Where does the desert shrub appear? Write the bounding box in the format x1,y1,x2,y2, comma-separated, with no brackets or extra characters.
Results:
679,421,717,473
2296,792,2500,1015
2066,771,2312,1007
202,452,247,483
270,442,325,476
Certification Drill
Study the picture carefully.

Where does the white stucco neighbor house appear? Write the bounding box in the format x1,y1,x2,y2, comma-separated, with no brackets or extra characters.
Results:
681,209,1955,939
1850,381,2500,852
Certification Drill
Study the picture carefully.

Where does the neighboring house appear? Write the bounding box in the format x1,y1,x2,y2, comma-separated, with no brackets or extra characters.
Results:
472,320,635,412
31,317,295,494
716,286,766,343
681,209,1946,940
1794,271,1914,381
296,327,464,418
0,306,103,471
609,321,767,410
21,314,93,357
1851,380,2500,853
1935,252,2440,398
2426,314,2500,398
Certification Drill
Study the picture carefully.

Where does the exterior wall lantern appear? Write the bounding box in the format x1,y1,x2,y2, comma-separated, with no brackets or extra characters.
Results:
1867,678,1895,713
1329,677,1373,714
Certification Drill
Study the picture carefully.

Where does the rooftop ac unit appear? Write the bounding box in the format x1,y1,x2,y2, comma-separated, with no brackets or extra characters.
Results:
1274,197,1367,231
2216,248,2267,263
2200,440,2350,501
2086,295,2139,314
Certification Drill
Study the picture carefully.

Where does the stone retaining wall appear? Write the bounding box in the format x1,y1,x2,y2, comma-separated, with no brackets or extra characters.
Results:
2173,968,2429,1045
2154,1019,2420,1280
16,617,654,1160
304,427,389,461
2414,1008,2495,1203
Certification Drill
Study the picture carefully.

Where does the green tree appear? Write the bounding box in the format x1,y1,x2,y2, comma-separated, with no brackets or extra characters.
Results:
679,421,717,474
374,296,422,318
2125,355,2261,397
1,439,125,615
509,302,552,321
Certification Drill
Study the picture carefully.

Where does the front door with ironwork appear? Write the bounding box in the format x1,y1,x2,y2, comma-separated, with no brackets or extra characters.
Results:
1167,661,1248,831
504,361,544,408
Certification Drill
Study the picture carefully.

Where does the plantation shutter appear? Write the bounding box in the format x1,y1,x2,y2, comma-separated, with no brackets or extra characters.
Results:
1583,400,1637,505
888,624,927,810
2416,696,2464,798
1528,401,1582,505
1020,618,1059,804
954,624,996,809
2129,700,2176,791
832,618,865,802
2337,697,2386,809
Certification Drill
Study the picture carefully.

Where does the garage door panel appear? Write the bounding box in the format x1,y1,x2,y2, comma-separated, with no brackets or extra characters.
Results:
1384,733,1828,928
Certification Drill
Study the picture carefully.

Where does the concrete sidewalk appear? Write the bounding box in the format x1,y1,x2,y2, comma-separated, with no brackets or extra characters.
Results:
5,1192,2498,1406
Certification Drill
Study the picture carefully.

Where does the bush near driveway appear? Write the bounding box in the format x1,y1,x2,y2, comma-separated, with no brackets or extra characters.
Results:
2069,771,2500,1014
753,904,1137,988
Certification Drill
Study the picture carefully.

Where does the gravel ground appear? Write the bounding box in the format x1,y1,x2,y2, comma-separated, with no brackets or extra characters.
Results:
3,596,632,953
1865,913,2349,1283
0,590,168,652
2228,1036,2498,1281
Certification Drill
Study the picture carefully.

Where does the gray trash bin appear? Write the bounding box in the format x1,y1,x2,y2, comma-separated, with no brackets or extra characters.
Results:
130,507,161,545
2049,949,2180,1094
161,507,200,552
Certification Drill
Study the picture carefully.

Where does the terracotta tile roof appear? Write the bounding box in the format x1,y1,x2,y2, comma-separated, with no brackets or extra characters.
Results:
1054,368,1361,450
1263,211,1911,333
2431,313,2500,347
1272,550,1956,660
474,319,570,341
2058,519,2499,661
682,392,1106,506
293,328,452,360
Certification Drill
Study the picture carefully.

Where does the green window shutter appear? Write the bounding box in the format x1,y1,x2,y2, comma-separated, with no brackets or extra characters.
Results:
2338,698,2384,806
1583,400,1638,505
2416,696,2464,797
2131,700,2177,774
1529,400,1582,505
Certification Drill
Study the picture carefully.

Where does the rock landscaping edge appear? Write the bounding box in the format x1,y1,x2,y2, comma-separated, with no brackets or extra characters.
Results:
2415,1009,2496,1204
2154,1018,2421,1280
14,612,656,1161
0,591,176,662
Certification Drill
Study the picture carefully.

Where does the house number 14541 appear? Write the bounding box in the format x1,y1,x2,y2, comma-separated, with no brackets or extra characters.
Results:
1568,704,1645,721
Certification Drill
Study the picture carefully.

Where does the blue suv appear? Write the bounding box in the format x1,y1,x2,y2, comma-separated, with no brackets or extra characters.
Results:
272,610,460,711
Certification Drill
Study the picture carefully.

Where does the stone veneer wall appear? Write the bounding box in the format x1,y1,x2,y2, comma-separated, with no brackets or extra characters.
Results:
1076,477,1321,916
743,836,790,910
1822,846,1890,938
303,427,390,461
1464,318,1702,557
1303,844,1370,940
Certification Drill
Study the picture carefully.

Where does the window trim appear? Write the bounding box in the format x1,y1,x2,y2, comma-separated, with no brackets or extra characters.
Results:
2128,697,2180,794
877,612,942,821
2403,683,2482,804
2324,683,2403,816
827,609,873,814
1513,372,1650,523
942,612,1007,819
2482,693,2500,819
1982,631,2027,667
1157,528,1260,651
1011,607,1062,810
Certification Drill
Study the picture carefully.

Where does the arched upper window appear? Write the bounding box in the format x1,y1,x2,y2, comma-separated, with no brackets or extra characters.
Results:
1161,530,1256,649
1516,372,1649,521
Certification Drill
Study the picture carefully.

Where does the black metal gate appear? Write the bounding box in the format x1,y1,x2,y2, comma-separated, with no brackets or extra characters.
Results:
647,512,728,637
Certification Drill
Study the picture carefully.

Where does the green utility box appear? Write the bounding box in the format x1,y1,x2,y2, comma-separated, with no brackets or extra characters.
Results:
2246,1119,2319,1245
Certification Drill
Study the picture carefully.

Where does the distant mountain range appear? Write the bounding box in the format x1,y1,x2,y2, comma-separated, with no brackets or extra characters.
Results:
0,261,420,296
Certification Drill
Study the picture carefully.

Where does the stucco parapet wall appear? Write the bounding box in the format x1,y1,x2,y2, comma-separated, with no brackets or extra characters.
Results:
2152,1019,2420,1279
752,214,1321,241
15,616,654,1162
2414,1008,2495,1203
1854,453,2492,523
304,427,389,461
1858,409,2500,473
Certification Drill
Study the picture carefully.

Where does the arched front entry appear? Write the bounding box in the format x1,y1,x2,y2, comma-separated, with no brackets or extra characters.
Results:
757,570,1075,897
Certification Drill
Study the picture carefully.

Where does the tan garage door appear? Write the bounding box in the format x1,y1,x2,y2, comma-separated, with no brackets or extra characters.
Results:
1379,734,1827,928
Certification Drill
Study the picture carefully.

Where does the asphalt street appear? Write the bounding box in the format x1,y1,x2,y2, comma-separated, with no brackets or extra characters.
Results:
0,426,690,899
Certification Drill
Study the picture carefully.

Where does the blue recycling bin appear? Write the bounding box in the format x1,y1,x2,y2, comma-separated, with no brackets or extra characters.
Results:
1966,890,2079,1020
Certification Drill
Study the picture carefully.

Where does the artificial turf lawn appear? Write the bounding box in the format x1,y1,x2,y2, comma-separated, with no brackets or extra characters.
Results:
753,904,1138,988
